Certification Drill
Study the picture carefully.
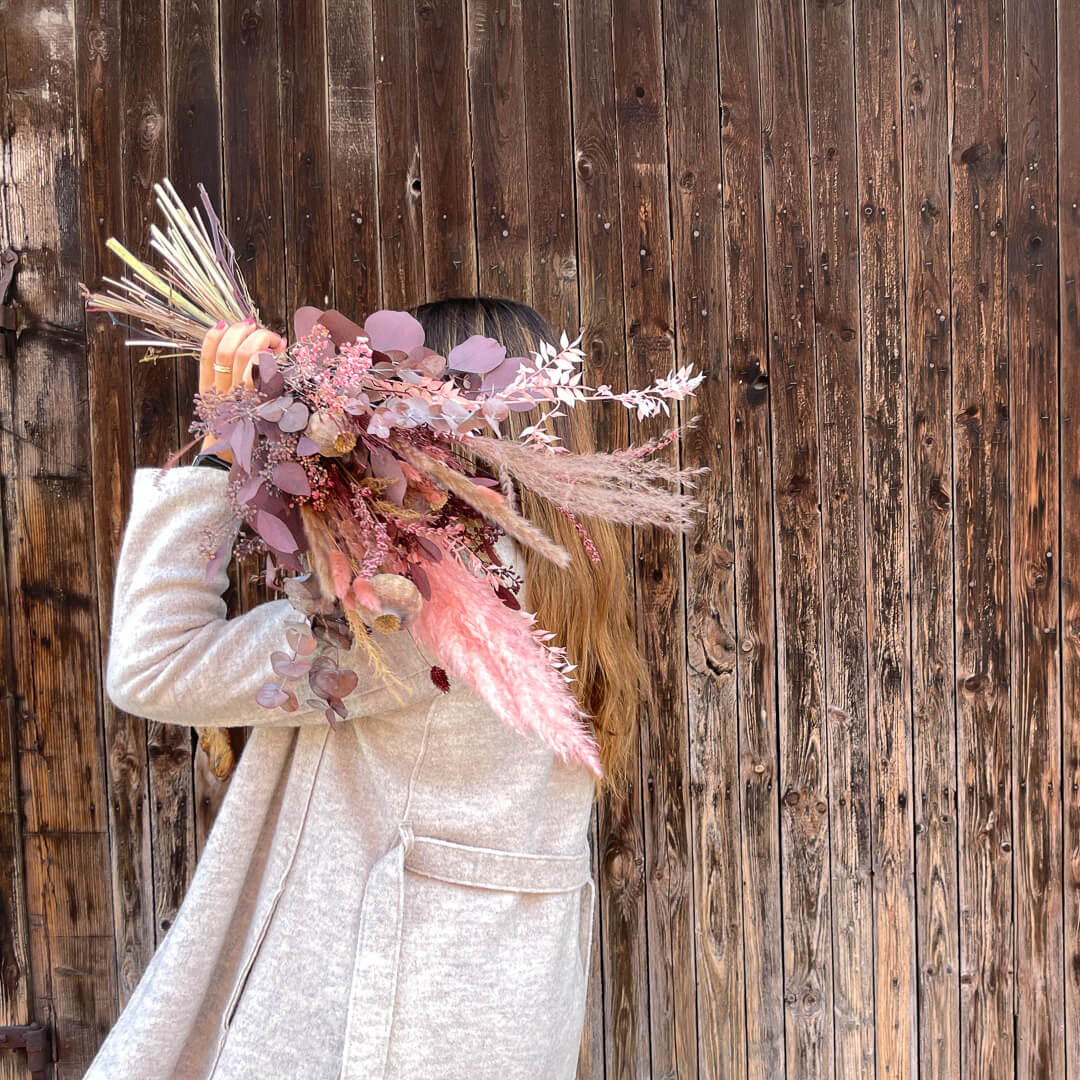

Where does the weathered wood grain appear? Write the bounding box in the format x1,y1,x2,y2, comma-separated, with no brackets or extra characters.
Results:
756,0,834,1072
662,0,745,1076
948,0,1014,1073
853,3,919,1077
0,571,30,1080
715,0,786,1074
120,0,199,964
281,0,336,313
413,0,476,299
220,0,287,335
0,35,34,1080
73,0,155,1015
611,3,697,1078
803,3,876,1074
9,0,1080,1074
0,292,31,1077
512,7,597,1071
900,0,962,1074
1004,1,1064,1076
326,0,381,317
1060,0,1080,1068
163,0,232,859
566,1,635,1074
3,3,118,1072
467,0,529,300
372,0,426,308
521,0,578,336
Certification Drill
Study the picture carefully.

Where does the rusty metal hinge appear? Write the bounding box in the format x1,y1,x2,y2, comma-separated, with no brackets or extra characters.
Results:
0,1021,52,1078
0,247,17,360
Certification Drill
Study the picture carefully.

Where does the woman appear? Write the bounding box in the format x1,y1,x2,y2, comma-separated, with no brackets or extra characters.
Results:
85,296,650,1079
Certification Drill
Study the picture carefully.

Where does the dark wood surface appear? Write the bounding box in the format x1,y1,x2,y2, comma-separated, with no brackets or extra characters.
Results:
1,1,1077,1076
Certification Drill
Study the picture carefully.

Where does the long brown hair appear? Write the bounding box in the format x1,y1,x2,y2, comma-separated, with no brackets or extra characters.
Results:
409,296,652,803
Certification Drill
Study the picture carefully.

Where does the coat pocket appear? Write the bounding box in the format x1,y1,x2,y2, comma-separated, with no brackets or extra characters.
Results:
383,833,593,1079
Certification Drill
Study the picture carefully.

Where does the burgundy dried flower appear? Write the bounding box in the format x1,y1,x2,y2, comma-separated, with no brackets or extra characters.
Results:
430,665,451,693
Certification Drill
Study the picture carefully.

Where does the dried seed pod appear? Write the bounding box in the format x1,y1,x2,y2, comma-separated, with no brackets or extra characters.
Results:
304,409,356,457
367,572,423,631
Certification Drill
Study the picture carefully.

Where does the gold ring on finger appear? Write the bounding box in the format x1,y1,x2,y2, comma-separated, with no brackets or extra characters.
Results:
213,364,233,374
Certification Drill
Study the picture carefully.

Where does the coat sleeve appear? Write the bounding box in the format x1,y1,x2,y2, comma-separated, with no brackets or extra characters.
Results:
104,465,440,728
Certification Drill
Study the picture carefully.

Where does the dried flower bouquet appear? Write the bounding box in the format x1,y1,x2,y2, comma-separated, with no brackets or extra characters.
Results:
82,178,708,778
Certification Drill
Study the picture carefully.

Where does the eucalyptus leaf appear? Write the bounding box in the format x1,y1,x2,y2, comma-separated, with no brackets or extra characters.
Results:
254,509,298,553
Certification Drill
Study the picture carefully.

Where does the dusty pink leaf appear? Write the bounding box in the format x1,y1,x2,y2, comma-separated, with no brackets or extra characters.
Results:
293,305,323,341
447,335,506,374
280,400,310,432
479,355,529,393
273,460,311,496
254,509,298,553
271,650,313,679
256,682,290,708
231,417,256,471
237,471,263,503
364,309,425,354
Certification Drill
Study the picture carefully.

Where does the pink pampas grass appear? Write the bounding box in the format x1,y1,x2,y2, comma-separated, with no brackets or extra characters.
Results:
411,540,603,778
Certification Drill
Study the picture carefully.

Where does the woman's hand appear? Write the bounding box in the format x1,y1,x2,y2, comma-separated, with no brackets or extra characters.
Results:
198,318,287,463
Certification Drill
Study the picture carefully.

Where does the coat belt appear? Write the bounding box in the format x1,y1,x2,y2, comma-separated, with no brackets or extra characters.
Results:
338,820,593,1080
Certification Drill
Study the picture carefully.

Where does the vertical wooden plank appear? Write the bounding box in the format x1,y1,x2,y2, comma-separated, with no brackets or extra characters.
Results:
372,0,425,308
0,18,35,1075
281,0,336,311
164,0,230,858
1004,1,1063,1076
1060,0,1080,1067
0,349,30,1076
467,0,530,300
24,841,115,1077
220,0,287,334
517,14,596,1069
948,0,1013,1073
414,0,477,300
662,0,745,1076
2,2,119,1071
853,2,919,1077
0,534,30,1070
803,2,875,1074
326,0,381,316
611,2,697,1076
900,0,962,1074
715,0,786,1073
73,0,151,1015
566,1,632,1074
756,0,834,1073
521,0,578,335
120,0,197,963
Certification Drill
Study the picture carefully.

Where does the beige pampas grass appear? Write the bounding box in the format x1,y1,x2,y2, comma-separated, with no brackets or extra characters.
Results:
390,438,573,568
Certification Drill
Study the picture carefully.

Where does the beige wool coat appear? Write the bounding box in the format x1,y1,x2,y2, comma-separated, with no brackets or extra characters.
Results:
84,465,598,1079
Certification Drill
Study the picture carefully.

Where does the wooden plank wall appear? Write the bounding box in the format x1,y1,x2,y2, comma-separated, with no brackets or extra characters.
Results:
0,0,1076,1076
